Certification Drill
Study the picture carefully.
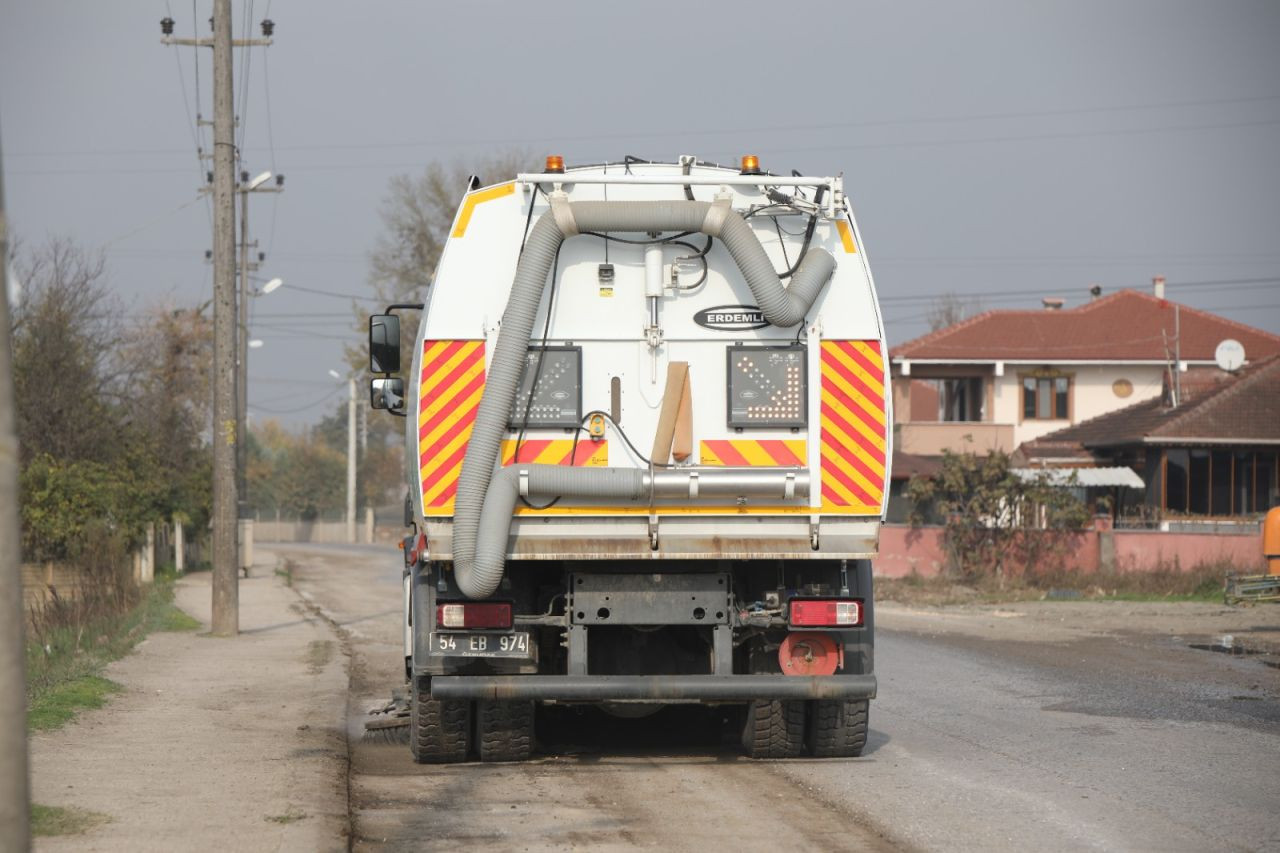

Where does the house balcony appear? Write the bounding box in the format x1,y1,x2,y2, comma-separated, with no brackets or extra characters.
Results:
896,422,1016,456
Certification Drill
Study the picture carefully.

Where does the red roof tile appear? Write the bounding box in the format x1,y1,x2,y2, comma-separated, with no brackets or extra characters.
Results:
890,290,1280,362
890,451,942,481
1024,355,1280,447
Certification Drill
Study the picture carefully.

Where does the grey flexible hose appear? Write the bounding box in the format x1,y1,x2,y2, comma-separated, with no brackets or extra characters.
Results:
450,199,835,599
473,466,648,582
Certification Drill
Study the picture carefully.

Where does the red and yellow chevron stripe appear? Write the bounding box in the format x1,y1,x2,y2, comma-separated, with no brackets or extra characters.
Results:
419,340,486,516
501,439,608,467
700,440,806,467
819,340,887,513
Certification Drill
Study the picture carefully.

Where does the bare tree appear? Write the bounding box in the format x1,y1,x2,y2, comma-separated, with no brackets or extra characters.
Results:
338,152,533,515
369,151,534,308
926,291,985,332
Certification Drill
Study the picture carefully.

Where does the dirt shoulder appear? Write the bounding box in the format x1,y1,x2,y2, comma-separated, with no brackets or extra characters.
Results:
879,598,1280,648
28,560,350,852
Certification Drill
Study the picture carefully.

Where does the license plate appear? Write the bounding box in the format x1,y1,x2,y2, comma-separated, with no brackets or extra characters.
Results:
429,632,532,658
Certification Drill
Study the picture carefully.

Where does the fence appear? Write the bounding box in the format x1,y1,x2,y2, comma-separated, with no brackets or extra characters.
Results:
876,521,1266,578
20,518,201,612
253,508,402,545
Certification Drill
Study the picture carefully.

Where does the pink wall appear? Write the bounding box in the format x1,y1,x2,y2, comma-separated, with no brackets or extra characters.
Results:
877,526,946,578
875,524,1265,577
1112,530,1266,574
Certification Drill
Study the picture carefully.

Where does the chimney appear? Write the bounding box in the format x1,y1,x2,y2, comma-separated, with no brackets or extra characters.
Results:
1152,275,1166,299
1042,297,1064,310
1089,284,1102,300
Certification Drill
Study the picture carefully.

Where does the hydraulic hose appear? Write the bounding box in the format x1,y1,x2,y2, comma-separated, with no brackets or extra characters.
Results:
450,199,835,599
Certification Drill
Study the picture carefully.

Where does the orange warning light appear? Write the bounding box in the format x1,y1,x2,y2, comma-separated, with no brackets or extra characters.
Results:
545,155,565,174
740,154,761,175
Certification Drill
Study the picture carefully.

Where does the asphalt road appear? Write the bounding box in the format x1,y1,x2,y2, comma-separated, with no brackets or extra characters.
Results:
267,543,1280,852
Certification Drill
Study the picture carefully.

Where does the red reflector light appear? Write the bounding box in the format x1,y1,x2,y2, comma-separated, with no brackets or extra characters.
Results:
789,599,863,627
436,602,512,629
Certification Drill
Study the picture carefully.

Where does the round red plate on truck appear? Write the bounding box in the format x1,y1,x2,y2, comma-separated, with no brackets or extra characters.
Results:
779,632,842,676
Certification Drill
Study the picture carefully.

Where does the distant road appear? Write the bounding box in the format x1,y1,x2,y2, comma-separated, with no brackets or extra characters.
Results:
264,542,1280,852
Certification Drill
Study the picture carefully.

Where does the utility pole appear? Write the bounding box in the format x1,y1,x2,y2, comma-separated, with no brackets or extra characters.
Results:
162,9,273,636
347,377,357,544
0,126,32,853
237,172,250,519
210,0,239,635
235,170,283,524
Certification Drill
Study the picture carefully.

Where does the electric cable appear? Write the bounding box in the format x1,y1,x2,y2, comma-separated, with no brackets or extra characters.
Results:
581,410,676,469
580,230,696,245
518,184,541,256
235,0,254,156
278,282,381,302
248,384,344,414
166,0,211,227
670,235,712,291
261,0,279,257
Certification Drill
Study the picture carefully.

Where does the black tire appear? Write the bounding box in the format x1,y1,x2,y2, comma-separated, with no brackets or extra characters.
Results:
741,699,805,759
409,680,470,764
476,700,535,762
806,699,868,757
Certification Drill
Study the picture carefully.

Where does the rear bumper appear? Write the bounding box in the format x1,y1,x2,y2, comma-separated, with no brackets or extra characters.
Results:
429,674,877,702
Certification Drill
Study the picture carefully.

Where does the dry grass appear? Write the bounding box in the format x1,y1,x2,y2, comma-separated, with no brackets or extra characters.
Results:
26,569,199,732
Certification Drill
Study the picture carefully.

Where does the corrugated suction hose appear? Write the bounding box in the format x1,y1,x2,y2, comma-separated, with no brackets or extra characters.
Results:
450,200,836,598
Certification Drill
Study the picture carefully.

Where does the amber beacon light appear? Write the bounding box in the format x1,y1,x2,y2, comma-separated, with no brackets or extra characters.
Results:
544,154,565,174
739,154,761,175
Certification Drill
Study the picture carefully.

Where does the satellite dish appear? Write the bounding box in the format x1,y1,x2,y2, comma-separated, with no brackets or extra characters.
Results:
1214,339,1245,372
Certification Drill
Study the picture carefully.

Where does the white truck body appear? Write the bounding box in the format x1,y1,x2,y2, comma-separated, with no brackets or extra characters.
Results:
407,160,891,560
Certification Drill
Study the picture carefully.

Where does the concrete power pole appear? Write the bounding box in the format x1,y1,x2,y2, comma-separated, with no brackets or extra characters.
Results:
211,0,240,636
161,0,275,635
0,126,32,853
237,173,250,523
347,377,357,544
234,170,282,540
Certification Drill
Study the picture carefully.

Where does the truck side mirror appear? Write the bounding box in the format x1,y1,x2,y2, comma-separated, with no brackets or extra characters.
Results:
370,377,405,412
369,314,401,374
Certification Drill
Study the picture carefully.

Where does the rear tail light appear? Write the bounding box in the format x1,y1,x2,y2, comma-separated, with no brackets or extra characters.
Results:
436,602,512,629
789,599,863,627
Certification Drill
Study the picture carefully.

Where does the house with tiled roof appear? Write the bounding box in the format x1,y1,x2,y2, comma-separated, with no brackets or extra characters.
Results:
1016,355,1280,519
889,279,1280,458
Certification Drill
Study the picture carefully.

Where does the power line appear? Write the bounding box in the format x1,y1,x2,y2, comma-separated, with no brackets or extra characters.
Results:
261,0,279,259
249,384,344,414
13,91,1280,160
877,276,1280,305
14,109,1277,177
278,282,381,303
235,0,254,157
166,0,211,228
98,194,206,248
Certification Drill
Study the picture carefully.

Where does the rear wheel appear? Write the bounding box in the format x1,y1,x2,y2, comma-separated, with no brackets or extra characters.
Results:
409,679,470,764
806,699,869,757
476,700,535,762
741,699,805,759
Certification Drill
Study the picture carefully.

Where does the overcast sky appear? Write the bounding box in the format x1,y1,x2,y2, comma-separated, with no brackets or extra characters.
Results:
4,0,1279,426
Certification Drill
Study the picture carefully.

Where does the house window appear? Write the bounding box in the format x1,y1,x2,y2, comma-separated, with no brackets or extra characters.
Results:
939,377,984,422
1022,375,1069,420
1164,448,1279,515
1165,449,1188,512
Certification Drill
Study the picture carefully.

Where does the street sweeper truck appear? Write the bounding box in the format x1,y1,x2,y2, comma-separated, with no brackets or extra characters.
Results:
368,155,890,762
